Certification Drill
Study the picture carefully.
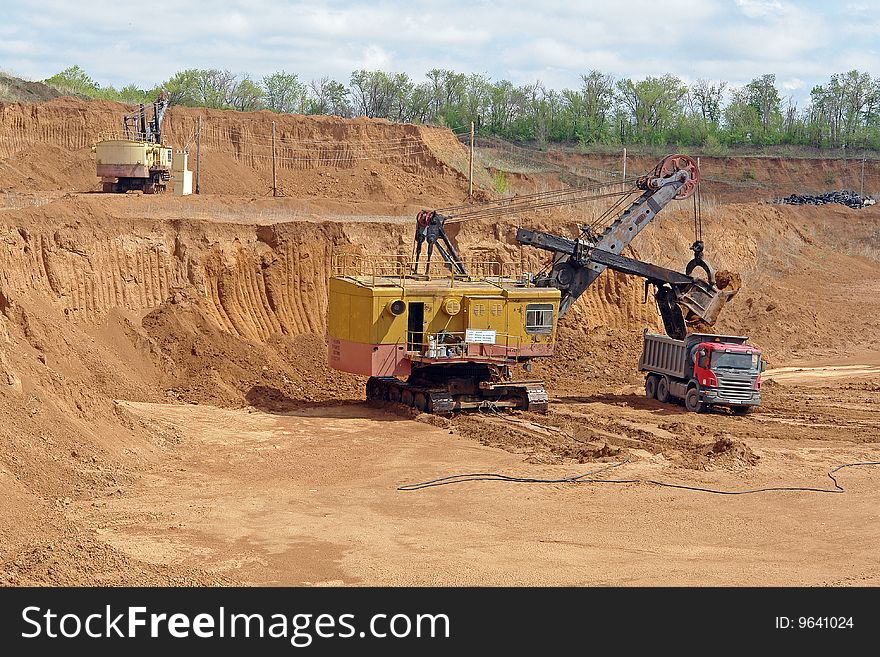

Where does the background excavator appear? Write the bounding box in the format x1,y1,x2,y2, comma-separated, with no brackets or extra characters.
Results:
328,154,738,412
95,92,173,193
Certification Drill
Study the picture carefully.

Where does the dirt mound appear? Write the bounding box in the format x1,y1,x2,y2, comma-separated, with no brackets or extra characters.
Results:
142,298,363,407
0,144,98,192
0,73,62,103
705,436,760,468
0,296,218,584
450,404,761,472
558,442,625,463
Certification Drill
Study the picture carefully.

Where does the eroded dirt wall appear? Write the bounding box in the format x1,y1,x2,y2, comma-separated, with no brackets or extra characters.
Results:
0,97,488,195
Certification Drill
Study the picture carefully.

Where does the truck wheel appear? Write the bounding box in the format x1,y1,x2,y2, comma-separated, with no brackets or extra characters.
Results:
656,377,670,404
685,387,703,413
645,375,658,399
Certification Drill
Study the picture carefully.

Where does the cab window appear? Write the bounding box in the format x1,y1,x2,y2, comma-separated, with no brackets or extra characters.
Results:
525,303,553,334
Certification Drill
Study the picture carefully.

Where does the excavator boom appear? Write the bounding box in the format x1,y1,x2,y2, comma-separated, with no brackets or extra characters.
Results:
516,154,731,339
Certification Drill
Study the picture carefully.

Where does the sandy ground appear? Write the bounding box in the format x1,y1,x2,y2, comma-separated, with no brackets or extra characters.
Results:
68,364,880,587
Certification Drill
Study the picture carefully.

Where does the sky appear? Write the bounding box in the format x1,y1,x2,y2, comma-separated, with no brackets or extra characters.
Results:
2,0,879,104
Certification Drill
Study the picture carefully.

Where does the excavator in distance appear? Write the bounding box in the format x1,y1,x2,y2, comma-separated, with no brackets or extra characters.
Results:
328,154,737,413
95,92,172,193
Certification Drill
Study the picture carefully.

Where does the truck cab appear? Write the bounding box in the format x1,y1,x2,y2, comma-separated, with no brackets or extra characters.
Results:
639,331,764,414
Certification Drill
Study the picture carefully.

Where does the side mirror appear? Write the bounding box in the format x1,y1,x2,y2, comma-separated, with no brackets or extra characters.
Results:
761,360,767,372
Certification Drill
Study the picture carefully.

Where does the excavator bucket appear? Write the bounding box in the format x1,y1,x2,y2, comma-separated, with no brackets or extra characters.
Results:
676,279,737,326
675,266,742,329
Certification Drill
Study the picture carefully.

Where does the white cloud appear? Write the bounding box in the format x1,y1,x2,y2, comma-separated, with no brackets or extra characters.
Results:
734,0,787,19
359,45,393,71
213,12,251,36
0,0,875,106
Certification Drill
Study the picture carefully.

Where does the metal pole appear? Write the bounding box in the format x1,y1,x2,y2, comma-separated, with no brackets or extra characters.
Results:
272,120,277,197
860,156,865,198
195,115,201,195
622,147,627,189
468,121,474,199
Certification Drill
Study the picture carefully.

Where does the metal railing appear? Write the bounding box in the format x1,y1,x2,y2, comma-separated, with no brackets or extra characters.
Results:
406,330,522,362
96,131,164,144
331,253,532,288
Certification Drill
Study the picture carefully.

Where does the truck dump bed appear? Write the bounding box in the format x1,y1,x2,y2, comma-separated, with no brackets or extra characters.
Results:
638,331,749,379
638,332,689,378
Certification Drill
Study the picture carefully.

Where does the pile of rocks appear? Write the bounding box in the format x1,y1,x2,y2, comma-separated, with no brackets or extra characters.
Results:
778,190,876,209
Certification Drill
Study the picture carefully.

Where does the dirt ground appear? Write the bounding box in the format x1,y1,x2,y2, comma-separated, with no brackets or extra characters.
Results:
71,390,880,587
1,97,879,586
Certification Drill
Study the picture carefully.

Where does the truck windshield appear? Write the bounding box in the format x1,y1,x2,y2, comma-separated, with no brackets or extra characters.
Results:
711,351,758,370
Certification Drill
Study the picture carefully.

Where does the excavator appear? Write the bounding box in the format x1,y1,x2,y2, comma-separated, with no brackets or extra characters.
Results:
327,154,736,412
95,92,173,193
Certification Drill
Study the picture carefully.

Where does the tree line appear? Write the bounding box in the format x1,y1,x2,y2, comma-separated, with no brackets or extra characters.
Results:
44,66,880,150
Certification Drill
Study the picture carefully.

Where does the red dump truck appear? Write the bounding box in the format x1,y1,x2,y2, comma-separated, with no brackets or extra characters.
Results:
638,331,765,413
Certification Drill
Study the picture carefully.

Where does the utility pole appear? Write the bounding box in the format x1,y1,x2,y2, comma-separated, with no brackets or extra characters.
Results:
195,115,201,195
468,121,475,199
860,156,866,198
272,120,278,197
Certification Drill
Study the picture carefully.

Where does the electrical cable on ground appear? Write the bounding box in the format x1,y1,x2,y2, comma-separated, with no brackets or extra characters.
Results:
398,404,880,495
398,459,880,495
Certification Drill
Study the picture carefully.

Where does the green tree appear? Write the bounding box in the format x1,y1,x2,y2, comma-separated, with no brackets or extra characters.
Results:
163,69,201,105
690,79,726,126
43,65,99,96
307,76,351,116
486,79,517,136
744,74,782,143
262,71,307,114
423,69,468,126
199,69,237,108
580,70,615,142
115,83,153,104
615,75,687,144
722,87,762,145
387,72,416,122
350,70,390,118
231,77,264,112
461,74,491,133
